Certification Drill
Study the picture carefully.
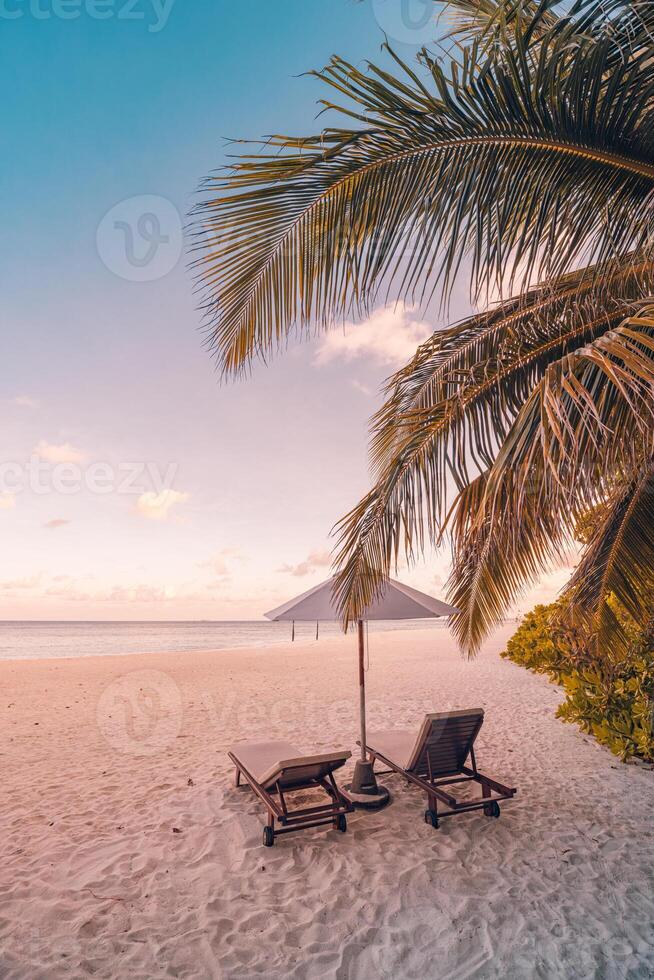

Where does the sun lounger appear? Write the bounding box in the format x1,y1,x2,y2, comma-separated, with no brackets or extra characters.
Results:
228,740,353,846
365,709,516,828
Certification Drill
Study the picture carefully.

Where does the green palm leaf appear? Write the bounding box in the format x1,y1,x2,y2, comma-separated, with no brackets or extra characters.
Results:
191,0,654,375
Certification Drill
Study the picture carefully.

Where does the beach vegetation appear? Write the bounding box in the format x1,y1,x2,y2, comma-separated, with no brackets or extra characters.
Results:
503,603,654,762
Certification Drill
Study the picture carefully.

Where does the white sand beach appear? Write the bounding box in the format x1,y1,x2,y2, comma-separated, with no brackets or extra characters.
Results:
2,626,654,979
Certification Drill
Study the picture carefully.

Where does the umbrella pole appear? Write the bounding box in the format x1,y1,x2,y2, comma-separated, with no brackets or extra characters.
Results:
344,619,390,809
358,619,367,763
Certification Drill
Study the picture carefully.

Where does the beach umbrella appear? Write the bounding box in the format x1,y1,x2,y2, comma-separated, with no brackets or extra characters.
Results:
265,576,459,808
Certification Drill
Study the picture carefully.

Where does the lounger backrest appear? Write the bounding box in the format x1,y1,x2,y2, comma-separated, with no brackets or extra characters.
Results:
407,709,484,777
260,752,351,790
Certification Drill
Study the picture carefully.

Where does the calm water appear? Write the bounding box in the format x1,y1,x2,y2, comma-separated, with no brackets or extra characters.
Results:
0,619,447,661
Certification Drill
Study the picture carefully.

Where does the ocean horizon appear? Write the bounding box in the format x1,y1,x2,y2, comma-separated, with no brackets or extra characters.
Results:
0,618,449,662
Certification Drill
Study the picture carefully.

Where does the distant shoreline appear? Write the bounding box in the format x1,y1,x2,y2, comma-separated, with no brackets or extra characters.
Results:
0,618,450,663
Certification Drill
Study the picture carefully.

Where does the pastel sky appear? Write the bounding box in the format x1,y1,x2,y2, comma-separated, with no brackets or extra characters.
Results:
1,0,573,619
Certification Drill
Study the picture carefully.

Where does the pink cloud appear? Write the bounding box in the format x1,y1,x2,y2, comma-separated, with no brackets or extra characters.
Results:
314,304,431,368
34,440,85,464
136,489,189,521
278,549,332,578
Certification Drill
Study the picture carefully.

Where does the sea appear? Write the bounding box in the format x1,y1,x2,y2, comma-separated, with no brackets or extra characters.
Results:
0,619,448,662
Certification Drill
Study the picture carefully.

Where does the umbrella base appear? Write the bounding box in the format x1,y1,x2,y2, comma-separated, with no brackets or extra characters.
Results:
343,760,391,810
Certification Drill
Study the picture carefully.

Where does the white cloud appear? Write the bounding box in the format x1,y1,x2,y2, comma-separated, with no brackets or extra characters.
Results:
13,395,38,408
0,493,16,510
278,549,332,578
0,570,245,608
103,584,178,603
44,518,70,530
198,548,244,580
43,579,206,604
34,440,85,464
0,574,42,592
136,488,189,521
351,379,372,396
314,304,431,368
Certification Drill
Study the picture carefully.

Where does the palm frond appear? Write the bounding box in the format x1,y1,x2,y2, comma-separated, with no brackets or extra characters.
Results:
446,469,576,654
191,0,654,375
331,275,653,628
371,258,653,473
561,462,654,658
438,0,560,45
444,0,654,59
194,0,654,664
446,314,654,651
334,311,654,639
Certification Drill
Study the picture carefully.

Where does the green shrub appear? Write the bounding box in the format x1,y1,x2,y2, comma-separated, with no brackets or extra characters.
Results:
502,603,654,763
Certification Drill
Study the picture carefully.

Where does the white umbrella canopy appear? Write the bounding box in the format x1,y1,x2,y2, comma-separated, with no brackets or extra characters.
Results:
265,576,458,623
265,575,459,808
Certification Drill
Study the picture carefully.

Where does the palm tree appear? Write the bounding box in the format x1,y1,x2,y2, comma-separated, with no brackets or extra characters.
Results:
191,0,654,656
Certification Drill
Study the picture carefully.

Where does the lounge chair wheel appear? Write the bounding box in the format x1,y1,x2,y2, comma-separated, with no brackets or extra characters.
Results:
336,814,347,833
424,809,439,829
484,801,501,818
263,826,275,847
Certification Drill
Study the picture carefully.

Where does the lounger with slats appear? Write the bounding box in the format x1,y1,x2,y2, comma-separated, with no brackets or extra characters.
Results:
365,709,516,829
228,740,353,846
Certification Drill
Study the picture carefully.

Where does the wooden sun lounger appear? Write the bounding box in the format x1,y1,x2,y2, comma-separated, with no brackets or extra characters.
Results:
365,709,516,829
228,740,354,847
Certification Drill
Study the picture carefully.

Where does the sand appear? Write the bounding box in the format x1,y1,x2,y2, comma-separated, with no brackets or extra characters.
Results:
2,626,654,979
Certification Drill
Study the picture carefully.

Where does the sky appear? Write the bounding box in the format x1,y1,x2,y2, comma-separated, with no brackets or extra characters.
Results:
0,0,573,620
